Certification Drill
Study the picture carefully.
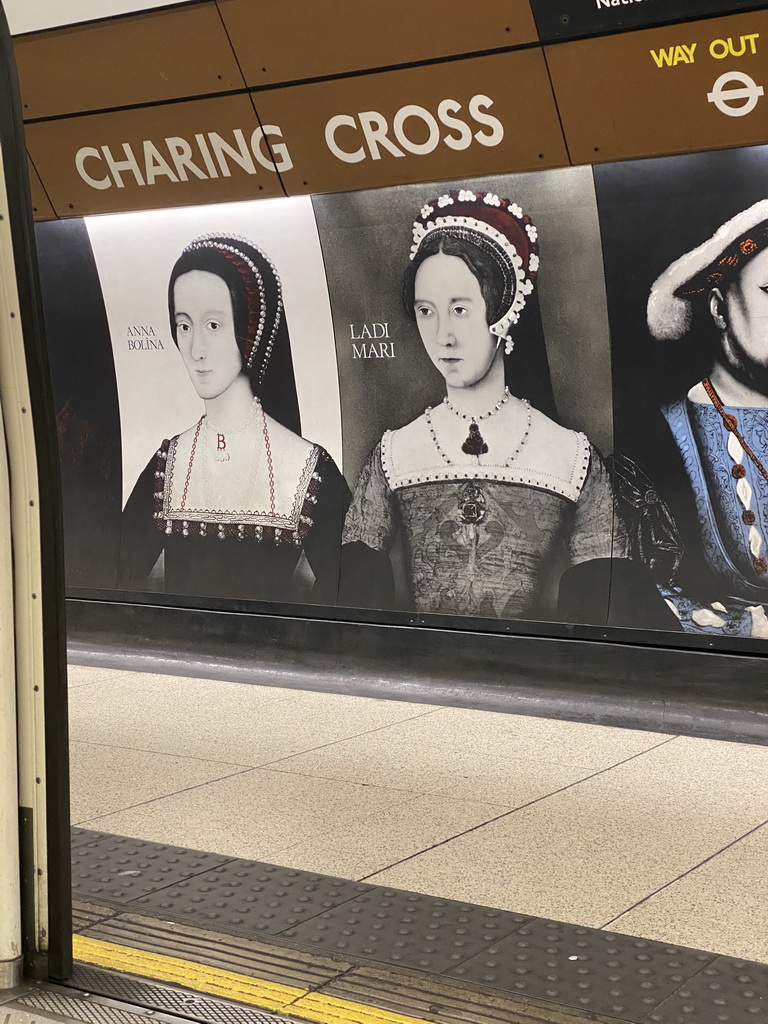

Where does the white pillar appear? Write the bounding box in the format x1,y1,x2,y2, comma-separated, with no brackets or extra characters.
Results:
0,397,22,988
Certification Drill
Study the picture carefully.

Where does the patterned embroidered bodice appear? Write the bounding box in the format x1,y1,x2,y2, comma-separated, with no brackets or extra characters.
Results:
342,410,618,620
689,401,768,584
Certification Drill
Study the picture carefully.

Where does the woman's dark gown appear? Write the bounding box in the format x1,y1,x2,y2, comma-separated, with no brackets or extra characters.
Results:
119,436,350,605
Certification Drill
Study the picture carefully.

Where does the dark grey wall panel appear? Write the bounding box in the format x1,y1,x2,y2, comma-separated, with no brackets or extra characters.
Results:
68,597,768,746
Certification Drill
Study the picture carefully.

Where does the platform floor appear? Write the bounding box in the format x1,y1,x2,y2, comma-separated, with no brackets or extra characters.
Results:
68,662,768,965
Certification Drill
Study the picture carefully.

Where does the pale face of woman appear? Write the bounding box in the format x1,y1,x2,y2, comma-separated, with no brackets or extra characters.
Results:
414,252,500,388
173,270,245,400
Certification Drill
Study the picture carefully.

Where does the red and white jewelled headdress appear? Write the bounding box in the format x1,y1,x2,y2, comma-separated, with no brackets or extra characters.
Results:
410,190,540,351
179,234,282,383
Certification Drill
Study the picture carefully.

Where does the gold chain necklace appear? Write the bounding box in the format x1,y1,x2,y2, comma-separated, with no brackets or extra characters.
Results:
702,376,768,575
702,378,768,485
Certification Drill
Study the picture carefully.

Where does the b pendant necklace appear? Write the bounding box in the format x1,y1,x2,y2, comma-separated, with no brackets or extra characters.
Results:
179,397,276,516
205,395,261,462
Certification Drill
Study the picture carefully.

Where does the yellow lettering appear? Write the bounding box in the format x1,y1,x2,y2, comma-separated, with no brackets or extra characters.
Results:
650,46,675,68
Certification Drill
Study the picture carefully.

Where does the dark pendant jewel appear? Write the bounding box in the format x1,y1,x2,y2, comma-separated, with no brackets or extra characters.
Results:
743,510,756,525
732,464,747,479
461,422,489,457
754,556,768,575
458,482,487,525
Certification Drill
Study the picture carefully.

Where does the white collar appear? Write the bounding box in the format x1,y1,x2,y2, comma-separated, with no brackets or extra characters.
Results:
381,406,590,503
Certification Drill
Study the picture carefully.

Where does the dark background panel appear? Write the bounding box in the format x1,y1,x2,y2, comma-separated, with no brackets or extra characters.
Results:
594,143,768,449
36,218,123,590
313,166,614,490
314,166,618,628
533,0,766,41
595,142,768,635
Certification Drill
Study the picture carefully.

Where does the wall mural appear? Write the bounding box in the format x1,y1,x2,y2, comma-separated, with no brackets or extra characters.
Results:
597,142,768,640
36,144,768,644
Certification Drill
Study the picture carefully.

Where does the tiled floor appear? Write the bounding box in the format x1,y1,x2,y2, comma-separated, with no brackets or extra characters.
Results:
68,662,768,964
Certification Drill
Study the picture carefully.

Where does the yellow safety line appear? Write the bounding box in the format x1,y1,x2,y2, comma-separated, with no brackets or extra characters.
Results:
73,935,304,1011
73,936,431,1024
292,993,435,1024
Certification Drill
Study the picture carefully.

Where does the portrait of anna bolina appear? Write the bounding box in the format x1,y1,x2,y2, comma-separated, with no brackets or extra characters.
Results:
118,233,350,606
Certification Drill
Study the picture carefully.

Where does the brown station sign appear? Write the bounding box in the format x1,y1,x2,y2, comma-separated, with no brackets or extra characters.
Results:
25,50,569,215
252,50,569,195
24,94,285,217
27,159,55,221
218,0,537,86
14,5,244,121
546,10,768,164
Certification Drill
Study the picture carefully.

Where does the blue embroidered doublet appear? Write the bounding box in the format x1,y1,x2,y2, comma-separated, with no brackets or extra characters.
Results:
660,397,768,637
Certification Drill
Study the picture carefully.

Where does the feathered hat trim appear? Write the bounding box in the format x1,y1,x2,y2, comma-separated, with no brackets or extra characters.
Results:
647,199,768,341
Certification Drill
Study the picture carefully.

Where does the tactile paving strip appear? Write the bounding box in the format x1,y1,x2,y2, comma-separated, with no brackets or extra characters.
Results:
447,918,717,1019
68,966,303,1024
129,858,372,935
282,887,533,974
644,956,768,1022
71,827,112,849
72,834,233,903
81,914,347,988
68,829,768,1024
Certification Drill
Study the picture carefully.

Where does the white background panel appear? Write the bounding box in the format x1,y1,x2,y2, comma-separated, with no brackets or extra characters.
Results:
85,196,342,506
5,0,198,35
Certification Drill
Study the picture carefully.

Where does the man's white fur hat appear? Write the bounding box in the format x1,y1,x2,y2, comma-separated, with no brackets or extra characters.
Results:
647,199,768,341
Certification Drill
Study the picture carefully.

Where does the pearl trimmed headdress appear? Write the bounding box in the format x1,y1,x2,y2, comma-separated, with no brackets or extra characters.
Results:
410,191,540,351
178,233,283,384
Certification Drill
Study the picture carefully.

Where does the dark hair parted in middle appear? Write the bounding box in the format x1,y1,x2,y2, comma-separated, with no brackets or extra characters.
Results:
402,232,506,328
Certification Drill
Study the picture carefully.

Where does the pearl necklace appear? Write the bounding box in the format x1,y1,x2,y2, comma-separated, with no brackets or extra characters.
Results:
179,400,276,518
443,386,511,421
443,386,511,457
425,398,532,467
703,376,768,576
205,396,261,463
